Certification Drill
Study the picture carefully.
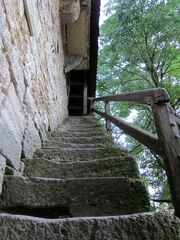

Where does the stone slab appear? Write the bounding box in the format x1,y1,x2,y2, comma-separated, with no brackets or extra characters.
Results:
67,123,102,129
34,147,128,162
50,131,108,138
0,176,150,217
0,213,179,240
59,126,105,133
45,136,114,145
0,85,25,170
24,156,139,179
22,115,41,159
42,142,111,149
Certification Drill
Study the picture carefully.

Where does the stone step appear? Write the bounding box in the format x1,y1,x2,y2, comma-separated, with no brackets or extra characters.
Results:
49,125,105,136
68,116,100,124
34,147,128,162
56,124,104,132
0,213,179,240
67,123,102,129
45,136,114,145
60,120,101,129
23,156,139,179
0,176,150,217
49,131,108,138
42,142,111,149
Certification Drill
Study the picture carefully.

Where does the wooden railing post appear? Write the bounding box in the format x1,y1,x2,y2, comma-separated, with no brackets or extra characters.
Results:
152,103,180,218
93,88,180,217
83,79,87,115
89,97,94,114
105,101,112,133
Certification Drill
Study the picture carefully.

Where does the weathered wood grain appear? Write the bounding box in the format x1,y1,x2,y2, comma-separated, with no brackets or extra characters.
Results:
152,103,180,217
93,87,180,218
105,102,112,132
95,88,170,105
93,109,162,156
83,79,87,115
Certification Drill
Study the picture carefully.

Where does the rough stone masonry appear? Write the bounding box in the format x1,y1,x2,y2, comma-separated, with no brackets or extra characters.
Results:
0,0,69,177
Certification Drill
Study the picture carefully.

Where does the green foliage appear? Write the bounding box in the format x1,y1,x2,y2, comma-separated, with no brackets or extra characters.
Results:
98,0,180,104
97,0,180,211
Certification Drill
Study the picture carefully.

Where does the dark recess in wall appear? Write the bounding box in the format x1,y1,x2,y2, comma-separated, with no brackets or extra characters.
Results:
68,0,100,115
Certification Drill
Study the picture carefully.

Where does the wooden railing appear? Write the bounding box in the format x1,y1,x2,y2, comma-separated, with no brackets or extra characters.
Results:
90,88,180,217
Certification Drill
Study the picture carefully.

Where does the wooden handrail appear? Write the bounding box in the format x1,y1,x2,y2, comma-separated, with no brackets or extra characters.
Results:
93,109,162,156
95,88,170,105
91,87,180,218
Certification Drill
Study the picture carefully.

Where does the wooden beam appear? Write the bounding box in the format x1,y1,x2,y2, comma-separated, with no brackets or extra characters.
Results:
88,97,94,113
93,87,180,217
93,109,162,156
94,88,170,105
105,102,112,132
83,79,87,115
152,103,180,218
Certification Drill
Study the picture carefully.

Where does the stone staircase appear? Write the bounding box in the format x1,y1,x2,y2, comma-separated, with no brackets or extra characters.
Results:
0,116,179,239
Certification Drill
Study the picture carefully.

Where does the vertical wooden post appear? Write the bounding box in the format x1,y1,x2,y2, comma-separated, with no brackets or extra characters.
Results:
152,103,180,218
89,97,94,113
83,79,87,115
66,74,70,106
105,101,112,133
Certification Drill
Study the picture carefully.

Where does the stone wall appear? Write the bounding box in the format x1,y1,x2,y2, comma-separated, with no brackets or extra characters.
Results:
0,0,68,174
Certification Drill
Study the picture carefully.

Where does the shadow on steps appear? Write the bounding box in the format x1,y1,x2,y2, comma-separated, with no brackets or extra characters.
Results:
0,206,72,219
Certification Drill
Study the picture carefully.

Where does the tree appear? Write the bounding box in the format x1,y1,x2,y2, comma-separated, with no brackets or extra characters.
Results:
98,0,180,104
97,0,180,210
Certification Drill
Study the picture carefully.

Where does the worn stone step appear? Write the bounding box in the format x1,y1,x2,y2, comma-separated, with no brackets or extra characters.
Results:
49,125,106,137
68,123,102,129
56,125,104,132
49,131,108,138
42,142,111,149
68,116,99,124
34,147,128,162
0,176,150,217
0,213,179,240
23,156,139,179
59,119,101,129
45,136,114,145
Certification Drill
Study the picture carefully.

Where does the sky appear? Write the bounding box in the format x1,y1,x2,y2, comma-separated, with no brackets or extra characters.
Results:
99,0,109,25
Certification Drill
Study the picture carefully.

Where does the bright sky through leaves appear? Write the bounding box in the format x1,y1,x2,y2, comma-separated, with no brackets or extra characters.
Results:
100,0,109,25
